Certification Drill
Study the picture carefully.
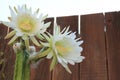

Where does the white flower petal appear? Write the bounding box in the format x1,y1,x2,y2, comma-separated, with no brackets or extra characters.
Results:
74,56,85,63
9,6,16,19
40,42,49,47
33,8,39,17
2,22,14,29
42,14,48,21
46,51,53,59
44,22,51,28
66,59,75,65
61,27,67,33
16,31,23,36
61,57,67,64
60,61,71,74
57,56,62,63
77,40,84,45
39,14,43,20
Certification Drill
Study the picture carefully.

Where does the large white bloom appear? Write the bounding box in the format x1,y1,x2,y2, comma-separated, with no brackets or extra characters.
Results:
3,5,51,48
41,24,85,73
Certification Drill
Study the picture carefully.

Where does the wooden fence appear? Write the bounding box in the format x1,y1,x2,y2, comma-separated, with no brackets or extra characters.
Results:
0,11,120,80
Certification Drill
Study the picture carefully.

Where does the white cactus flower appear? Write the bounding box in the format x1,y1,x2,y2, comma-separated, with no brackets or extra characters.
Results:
3,5,51,49
41,24,85,73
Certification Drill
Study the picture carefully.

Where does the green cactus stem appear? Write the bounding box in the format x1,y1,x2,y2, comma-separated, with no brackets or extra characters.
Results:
13,50,30,80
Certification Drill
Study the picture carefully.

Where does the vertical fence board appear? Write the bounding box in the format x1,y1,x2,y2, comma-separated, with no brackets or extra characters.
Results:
52,16,79,80
80,13,108,80
105,12,120,80
31,18,54,80
0,24,15,80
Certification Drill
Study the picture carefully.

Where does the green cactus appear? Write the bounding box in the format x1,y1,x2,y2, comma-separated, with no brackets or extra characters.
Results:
13,49,30,80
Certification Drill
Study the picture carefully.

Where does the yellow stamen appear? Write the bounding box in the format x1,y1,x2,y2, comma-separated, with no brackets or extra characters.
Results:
18,15,36,32
55,39,72,56
56,44,71,55
20,23,32,31
56,46,67,53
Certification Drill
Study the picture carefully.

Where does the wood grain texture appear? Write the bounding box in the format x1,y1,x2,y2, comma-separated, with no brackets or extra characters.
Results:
31,18,54,80
105,12,120,80
52,16,79,80
80,13,108,80
0,24,15,80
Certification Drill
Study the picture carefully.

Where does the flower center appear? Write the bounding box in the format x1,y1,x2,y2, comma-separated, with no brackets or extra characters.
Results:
17,14,36,32
55,39,72,56
20,20,32,31
56,45,68,54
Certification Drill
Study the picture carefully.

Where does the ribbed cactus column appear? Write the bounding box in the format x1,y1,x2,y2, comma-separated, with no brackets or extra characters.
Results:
13,44,30,80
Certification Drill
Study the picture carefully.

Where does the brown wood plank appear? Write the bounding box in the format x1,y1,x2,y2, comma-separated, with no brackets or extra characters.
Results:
105,12,120,80
80,13,108,80
0,24,15,80
52,16,79,80
31,18,54,80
